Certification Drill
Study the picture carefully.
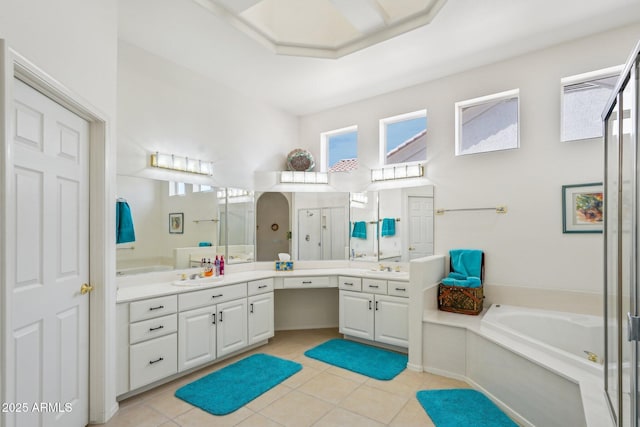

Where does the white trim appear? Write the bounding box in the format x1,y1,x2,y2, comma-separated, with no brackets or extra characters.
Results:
379,109,427,166
560,65,623,87
560,65,623,142
454,89,520,156
0,44,117,424
320,124,357,172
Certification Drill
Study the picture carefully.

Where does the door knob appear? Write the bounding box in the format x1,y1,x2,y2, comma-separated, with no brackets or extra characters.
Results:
80,283,94,295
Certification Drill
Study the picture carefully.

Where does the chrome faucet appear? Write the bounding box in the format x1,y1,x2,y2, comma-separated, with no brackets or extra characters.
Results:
379,264,391,272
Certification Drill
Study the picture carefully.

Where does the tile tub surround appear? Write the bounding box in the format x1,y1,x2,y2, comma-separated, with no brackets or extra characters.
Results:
96,328,471,427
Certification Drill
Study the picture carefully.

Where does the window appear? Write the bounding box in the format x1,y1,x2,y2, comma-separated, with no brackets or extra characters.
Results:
455,89,519,156
379,110,427,165
321,126,358,172
192,184,213,193
169,181,186,196
561,66,621,142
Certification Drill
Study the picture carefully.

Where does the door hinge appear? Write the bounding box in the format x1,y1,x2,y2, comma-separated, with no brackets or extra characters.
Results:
628,312,640,341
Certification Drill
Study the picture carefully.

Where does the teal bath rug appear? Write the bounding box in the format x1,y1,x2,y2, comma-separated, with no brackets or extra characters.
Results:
304,338,407,380
175,353,301,415
416,389,518,427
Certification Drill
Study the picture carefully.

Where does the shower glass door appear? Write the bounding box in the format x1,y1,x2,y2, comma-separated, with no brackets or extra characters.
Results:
604,41,639,427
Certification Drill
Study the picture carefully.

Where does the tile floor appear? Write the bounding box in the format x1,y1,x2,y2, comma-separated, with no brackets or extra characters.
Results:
97,328,471,426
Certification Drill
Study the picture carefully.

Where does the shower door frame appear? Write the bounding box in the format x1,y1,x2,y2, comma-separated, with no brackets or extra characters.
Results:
604,40,640,427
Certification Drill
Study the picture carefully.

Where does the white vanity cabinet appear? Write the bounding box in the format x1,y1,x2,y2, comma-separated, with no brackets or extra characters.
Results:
216,297,248,357
177,282,248,371
339,278,409,348
177,305,217,372
127,295,179,390
247,278,274,345
283,276,332,288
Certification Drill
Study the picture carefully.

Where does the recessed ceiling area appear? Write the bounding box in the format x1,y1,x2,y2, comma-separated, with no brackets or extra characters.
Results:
118,0,640,116
194,0,447,58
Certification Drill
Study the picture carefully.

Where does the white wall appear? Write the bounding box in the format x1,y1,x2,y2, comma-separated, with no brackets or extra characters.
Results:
117,41,299,189
0,0,118,116
300,24,640,294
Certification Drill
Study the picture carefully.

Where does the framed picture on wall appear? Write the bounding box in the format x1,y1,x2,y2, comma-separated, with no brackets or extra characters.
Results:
562,183,603,233
169,212,184,234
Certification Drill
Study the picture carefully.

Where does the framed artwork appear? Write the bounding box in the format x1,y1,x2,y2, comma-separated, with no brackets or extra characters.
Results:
169,212,184,234
562,183,603,233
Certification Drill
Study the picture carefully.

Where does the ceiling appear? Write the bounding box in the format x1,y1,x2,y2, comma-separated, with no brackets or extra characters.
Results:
195,0,447,58
118,0,640,116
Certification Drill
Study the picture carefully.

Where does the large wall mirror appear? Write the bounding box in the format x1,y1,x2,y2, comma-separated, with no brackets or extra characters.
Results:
116,176,434,273
350,185,434,263
292,192,350,261
116,175,254,275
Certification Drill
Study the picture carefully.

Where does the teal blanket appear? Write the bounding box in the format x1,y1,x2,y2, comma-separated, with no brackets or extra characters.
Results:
442,249,483,288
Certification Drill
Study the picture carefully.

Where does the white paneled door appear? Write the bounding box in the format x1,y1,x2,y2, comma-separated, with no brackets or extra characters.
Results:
9,78,89,426
408,196,433,260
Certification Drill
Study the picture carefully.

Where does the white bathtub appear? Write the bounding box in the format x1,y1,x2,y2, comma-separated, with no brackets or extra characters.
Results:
116,265,173,276
423,302,613,426
481,304,604,377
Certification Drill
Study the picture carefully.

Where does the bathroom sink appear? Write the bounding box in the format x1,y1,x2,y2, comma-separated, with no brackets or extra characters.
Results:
362,270,409,280
172,276,224,286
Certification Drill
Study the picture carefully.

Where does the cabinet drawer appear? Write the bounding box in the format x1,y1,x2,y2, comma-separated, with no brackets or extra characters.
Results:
179,283,247,311
130,314,177,344
387,281,409,298
130,333,177,390
363,278,387,295
248,278,274,296
130,295,177,322
283,276,330,288
338,276,362,291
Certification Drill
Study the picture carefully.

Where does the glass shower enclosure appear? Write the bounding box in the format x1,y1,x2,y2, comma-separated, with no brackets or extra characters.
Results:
604,40,640,427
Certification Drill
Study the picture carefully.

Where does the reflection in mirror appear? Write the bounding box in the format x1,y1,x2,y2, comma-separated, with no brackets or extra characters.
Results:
350,186,434,263
349,192,378,261
218,188,255,264
294,192,349,260
378,189,402,262
116,175,220,274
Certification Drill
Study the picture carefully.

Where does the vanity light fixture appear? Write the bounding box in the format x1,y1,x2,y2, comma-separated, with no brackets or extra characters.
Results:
371,164,424,182
280,171,329,184
150,152,213,176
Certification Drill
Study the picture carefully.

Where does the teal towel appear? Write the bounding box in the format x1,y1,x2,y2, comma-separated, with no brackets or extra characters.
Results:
381,218,396,237
352,221,367,239
116,201,135,244
442,276,482,288
198,242,212,247
450,249,483,278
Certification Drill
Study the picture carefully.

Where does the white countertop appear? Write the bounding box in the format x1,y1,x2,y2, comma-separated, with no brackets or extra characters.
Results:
116,265,410,303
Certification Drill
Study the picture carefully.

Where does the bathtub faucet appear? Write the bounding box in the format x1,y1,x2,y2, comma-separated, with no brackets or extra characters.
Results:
584,350,599,363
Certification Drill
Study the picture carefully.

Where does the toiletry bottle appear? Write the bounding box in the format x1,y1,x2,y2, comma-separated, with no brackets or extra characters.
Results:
215,255,220,277
205,258,213,277
220,256,224,276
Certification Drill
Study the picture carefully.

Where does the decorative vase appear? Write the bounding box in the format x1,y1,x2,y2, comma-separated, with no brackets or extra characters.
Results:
286,148,315,171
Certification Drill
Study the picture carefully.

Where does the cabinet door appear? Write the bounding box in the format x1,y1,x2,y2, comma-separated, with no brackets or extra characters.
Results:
217,298,248,358
339,290,374,341
248,292,274,345
178,305,217,372
374,294,409,348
